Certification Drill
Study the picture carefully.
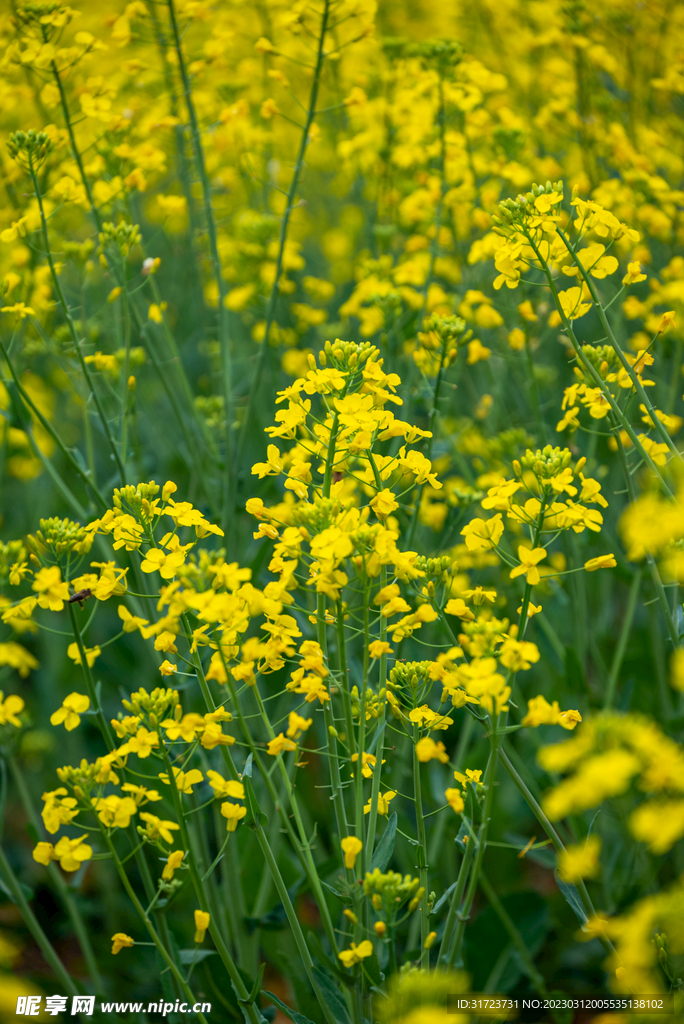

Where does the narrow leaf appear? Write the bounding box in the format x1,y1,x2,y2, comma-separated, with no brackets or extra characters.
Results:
554,870,588,924
370,812,397,872
262,990,316,1024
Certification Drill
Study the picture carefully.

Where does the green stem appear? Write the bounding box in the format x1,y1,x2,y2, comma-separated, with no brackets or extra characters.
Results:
412,725,429,967
29,161,125,484
7,756,105,996
247,783,340,1024
439,814,476,965
448,731,501,967
0,339,107,510
604,569,642,709
67,603,114,748
526,231,675,497
235,0,331,472
479,871,547,992
0,843,79,998
101,831,210,1024
499,747,615,957
558,225,681,461
166,0,234,530
158,745,261,1023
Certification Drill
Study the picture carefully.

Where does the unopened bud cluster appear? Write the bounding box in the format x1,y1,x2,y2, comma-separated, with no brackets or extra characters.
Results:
6,129,53,169
492,180,564,229
513,445,573,479
27,517,91,558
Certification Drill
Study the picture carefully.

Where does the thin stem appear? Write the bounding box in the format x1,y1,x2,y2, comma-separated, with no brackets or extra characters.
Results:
448,729,501,967
236,0,331,471
558,225,681,461
525,230,675,498
499,747,615,957
101,831,210,1024
166,0,234,530
479,871,547,991
247,782,340,1024
604,569,642,709
7,756,105,996
0,843,79,999
29,160,125,483
412,725,429,967
68,603,115,748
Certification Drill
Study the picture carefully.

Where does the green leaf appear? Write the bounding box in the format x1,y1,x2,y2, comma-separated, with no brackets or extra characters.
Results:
307,930,350,985
245,963,265,1005
178,949,218,965
261,990,316,1024
0,875,33,905
370,812,397,872
361,950,382,989
431,881,457,916
554,870,588,924
311,967,351,1024
243,753,254,778
455,817,473,852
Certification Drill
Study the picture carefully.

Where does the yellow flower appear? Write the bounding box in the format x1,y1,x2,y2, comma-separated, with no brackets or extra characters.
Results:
341,835,363,870
0,692,25,727
460,514,503,551
629,800,684,853
1,301,36,319
445,788,464,814
32,841,54,866
671,649,684,693
509,545,547,586
363,791,396,816
50,692,90,731
286,711,312,740
221,801,247,832
158,767,203,795
139,812,180,845
368,640,394,658
338,940,373,968
584,554,617,572
66,643,101,668
111,933,135,955
557,835,601,883
657,310,676,333
206,771,244,800
508,327,525,351
118,727,159,758
557,286,591,320
92,794,137,828
260,98,280,118
370,489,399,520
162,849,185,880
31,566,69,611
53,835,93,872
415,737,449,763
159,660,177,676
267,733,297,756
522,695,582,730
622,261,647,285
466,339,491,364
194,910,210,944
